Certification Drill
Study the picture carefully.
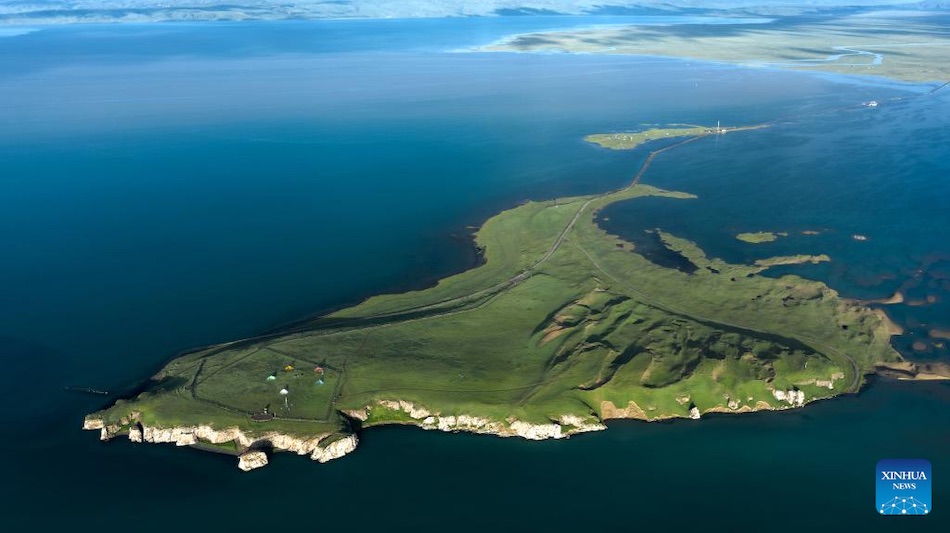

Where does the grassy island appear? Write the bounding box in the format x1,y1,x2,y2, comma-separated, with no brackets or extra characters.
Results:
585,124,764,151
585,126,709,150
84,127,902,469
737,231,788,244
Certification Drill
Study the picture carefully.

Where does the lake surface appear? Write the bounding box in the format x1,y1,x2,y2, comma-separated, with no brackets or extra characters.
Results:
0,17,946,530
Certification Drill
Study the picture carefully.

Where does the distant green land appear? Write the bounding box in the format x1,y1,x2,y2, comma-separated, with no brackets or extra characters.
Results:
585,124,765,150
85,126,901,469
481,12,950,83
737,231,789,244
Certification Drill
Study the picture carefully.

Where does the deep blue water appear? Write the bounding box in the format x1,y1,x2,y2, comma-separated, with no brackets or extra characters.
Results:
0,18,947,530
599,90,950,360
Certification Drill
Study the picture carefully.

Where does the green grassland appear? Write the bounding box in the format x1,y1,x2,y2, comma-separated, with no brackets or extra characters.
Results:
586,124,767,151
87,128,901,455
585,126,710,150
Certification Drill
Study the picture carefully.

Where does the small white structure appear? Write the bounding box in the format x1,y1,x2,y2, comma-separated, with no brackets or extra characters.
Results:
279,388,289,395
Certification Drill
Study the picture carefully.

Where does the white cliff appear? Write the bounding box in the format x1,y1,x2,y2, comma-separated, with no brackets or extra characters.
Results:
558,414,607,434
772,389,806,407
83,397,607,470
508,420,563,440
312,434,359,463
373,399,605,440
82,416,358,471
238,451,268,472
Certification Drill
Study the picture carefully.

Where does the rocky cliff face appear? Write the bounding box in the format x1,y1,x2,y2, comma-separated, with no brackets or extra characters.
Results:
313,434,359,463
371,400,606,440
772,389,806,407
82,415,358,471
84,398,606,470
83,387,828,469
238,451,268,472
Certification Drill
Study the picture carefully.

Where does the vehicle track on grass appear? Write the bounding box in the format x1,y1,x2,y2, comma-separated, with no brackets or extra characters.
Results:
166,124,870,422
197,134,712,352
179,122,875,411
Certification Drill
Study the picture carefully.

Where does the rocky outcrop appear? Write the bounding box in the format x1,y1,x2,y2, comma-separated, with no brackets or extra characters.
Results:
82,416,358,471
772,389,806,407
142,426,198,446
600,400,649,420
238,451,268,472
704,404,760,414
798,371,845,390
557,414,607,434
422,414,504,434
343,408,369,421
378,399,433,420
508,420,564,440
604,396,804,419
312,434,359,463
371,400,605,440
82,417,117,442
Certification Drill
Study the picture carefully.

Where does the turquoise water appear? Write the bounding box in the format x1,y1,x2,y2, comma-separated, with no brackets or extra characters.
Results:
0,18,947,530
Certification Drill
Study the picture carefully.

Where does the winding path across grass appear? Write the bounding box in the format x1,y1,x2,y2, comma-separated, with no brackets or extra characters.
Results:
182,123,869,420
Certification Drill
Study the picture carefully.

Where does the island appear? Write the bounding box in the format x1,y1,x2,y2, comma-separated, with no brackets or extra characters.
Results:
736,232,787,244
585,124,764,150
84,125,906,470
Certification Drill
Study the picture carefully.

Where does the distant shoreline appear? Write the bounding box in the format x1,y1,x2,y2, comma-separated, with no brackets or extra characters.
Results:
0,8,774,27
476,11,950,84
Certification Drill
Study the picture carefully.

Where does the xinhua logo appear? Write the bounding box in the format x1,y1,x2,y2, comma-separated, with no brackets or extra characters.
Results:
876,459,931,516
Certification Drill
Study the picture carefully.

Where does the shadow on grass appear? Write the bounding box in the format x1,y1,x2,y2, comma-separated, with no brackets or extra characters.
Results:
143,375,189,394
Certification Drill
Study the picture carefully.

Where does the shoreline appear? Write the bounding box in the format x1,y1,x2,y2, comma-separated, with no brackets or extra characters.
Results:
0,9,781,28
82,386,847,471
84,124,913,470
474,12,950,85
85,368,948,472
